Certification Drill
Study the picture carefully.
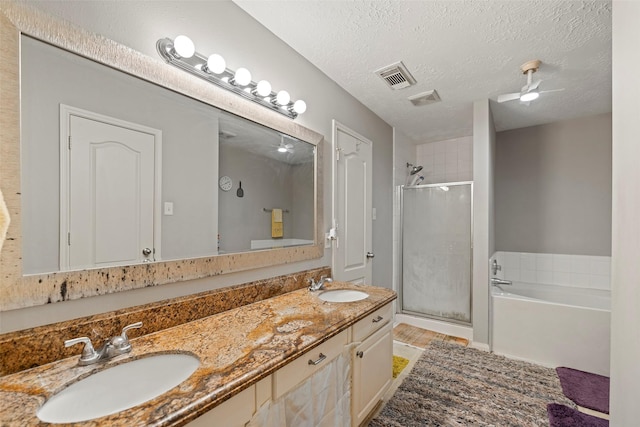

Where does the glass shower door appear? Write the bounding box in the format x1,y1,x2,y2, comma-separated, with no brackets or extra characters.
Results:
401,183,472,324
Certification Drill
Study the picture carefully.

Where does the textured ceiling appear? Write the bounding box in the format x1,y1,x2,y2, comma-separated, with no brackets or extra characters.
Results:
235,0,612,143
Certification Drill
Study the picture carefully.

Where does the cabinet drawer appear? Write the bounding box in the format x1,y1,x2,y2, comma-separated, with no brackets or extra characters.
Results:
352,303,392,342
273,329,348,399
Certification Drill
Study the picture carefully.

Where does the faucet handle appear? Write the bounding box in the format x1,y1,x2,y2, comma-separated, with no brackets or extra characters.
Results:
112,322,143,352
121,321,143,339
65,337,100,364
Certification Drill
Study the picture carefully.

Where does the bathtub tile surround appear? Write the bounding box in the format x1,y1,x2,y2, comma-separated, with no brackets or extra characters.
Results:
493,251,611,290
0,267,330,377
0,281,396,426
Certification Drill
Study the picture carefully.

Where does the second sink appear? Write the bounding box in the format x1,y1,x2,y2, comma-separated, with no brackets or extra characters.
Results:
37,353,200,424
319,289,369,303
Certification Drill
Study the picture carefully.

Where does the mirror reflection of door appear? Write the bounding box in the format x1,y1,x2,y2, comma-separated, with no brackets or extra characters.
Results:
333,121,373,284
60,106,161,271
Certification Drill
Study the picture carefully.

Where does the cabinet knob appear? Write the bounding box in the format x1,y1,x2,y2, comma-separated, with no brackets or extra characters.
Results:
356,351,364,358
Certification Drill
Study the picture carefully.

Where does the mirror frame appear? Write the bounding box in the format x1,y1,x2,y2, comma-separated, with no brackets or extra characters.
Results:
0,3,324,311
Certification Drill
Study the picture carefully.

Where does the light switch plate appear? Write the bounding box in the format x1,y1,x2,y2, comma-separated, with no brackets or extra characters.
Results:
164,202,174,216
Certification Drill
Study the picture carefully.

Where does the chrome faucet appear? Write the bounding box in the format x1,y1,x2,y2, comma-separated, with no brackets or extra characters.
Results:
491,259,502,276
491,277,512,286
308,275,332,292
65,322,143,366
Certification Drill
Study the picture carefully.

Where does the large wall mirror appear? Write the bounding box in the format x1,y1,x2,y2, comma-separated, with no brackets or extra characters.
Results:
0,4,323,311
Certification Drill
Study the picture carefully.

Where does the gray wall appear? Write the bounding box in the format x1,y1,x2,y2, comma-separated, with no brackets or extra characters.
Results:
218,145,314,253
21,36,219,273
495,113,612,256
3,1,393,331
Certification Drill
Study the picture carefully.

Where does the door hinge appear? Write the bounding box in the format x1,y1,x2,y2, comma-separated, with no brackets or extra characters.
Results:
68,136,72,150
335,147,341,161
67,232,71,246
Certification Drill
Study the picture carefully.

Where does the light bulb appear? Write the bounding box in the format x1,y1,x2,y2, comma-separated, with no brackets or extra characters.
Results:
173,35,195,58
293,100,307,114
276,90,290,106
234,68,252,86
520,91,539,102
278,147,288,153
206,54,226,74
256,80,272,97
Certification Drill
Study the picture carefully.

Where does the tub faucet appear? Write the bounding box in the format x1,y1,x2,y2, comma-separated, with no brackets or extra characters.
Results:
64,322,143,366
308,275,332,292
491,259,502,276
491,277,512,286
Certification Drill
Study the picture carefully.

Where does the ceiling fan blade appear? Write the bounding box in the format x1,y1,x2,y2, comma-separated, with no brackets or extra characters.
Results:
497,92,521,103
539,88,565,94
526,79,542,92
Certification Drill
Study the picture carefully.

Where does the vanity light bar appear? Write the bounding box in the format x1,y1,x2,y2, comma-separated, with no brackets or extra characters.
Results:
156,36,307,119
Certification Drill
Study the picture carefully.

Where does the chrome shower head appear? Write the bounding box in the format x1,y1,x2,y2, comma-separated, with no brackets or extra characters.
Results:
406,163,423,175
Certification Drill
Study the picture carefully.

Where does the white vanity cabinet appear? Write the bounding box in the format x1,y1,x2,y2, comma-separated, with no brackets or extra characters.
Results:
186,377,271,427
351,303,393,427
186,303,394,427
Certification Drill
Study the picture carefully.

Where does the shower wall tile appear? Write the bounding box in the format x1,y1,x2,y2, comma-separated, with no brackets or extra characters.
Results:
415,136,473,185
493,251,611,290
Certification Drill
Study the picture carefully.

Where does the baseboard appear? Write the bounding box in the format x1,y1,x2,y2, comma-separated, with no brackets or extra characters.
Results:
470,342,490,352
395,314,473,340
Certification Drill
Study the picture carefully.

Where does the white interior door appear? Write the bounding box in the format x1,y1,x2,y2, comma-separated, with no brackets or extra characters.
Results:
61,107,159,270
333,121,373,284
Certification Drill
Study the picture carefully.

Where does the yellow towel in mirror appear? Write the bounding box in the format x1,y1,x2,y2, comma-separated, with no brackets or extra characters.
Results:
272,209,283,238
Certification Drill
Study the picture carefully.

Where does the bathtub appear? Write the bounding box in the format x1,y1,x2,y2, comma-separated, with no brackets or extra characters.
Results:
491,282,610,376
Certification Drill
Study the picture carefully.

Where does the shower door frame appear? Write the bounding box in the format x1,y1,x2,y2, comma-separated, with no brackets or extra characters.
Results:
399,181,474,326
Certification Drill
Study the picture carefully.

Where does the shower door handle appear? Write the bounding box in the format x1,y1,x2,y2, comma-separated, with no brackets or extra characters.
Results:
366,252,375,259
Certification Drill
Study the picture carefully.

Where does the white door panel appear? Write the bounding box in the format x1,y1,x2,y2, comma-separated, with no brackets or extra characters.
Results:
333,122,373,284
343,152,367,270
63,110,158,270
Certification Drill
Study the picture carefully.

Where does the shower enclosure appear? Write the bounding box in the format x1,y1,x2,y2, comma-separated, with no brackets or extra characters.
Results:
400,182,473,324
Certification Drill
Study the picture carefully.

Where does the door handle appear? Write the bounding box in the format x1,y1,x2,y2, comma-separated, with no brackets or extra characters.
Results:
366,252,375,259
142,248,152,256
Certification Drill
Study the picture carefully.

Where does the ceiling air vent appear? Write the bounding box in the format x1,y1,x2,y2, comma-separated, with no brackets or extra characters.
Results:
375,61,416,90
408,90,441,106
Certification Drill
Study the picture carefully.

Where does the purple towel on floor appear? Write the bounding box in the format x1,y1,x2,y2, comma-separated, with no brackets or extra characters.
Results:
547,403,609,427
556,367,610,414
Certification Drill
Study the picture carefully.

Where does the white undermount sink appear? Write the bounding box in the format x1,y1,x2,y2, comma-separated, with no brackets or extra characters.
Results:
37,353,200,424
319,289,369,303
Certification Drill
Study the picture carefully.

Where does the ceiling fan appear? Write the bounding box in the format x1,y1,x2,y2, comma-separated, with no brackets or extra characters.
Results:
497,59,564,104
277,135,294,153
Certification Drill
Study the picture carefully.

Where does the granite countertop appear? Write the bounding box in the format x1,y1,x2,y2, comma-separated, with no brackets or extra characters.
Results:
0,282,396,426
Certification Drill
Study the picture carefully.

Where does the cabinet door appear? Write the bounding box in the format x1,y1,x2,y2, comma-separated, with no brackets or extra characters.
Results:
351,323,393,426
186,384,255,427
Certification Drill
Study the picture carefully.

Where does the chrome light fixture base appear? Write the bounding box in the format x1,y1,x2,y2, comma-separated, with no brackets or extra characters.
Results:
157,38,304,119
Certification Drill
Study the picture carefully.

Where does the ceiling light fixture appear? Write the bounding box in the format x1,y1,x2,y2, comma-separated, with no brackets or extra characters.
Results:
157,36,307,119
520,91,540,102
